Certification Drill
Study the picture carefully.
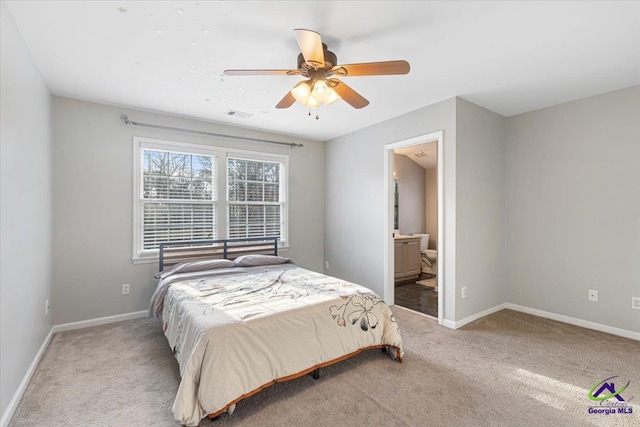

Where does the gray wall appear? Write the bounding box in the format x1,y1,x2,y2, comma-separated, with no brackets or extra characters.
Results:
0,1,53,418
393,153,425,235
506,85,640,332
51,97,324,324
325,97,457,322
455,98,507,321
425,167,438,249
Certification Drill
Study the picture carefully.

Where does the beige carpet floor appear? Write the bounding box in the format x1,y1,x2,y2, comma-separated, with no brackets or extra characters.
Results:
9,308,640,427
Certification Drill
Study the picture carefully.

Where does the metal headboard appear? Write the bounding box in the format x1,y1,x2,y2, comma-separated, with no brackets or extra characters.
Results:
158,237,279,272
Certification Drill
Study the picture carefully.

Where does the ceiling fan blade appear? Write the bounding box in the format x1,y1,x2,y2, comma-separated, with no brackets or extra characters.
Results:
223,69,301,76
332,60,410,77
275,91,296,109
330,79,369,109
294,28,325,68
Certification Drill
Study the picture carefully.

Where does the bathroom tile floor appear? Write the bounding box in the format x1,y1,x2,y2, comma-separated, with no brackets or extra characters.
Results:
394,275,438,318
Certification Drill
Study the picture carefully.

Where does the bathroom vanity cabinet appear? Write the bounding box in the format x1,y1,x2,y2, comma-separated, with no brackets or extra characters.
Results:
394,236,421,282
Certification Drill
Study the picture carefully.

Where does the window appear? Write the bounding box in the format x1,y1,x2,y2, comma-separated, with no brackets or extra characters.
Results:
228,157,283,240
133,137,288,261
140,149,216,251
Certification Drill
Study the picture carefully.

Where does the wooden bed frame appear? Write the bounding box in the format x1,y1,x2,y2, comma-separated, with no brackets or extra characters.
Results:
157,237,399,421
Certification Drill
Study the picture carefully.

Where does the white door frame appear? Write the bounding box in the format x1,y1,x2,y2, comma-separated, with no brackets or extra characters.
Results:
383,131,444,325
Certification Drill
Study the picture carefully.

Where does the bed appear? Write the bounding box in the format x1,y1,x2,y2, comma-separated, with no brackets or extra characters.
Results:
149,238,404,426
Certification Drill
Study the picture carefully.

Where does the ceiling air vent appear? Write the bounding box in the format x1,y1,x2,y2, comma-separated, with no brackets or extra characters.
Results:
413,151,429,158
224,110,252,119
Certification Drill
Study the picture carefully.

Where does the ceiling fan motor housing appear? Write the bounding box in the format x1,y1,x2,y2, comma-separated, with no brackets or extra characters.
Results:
297,43,337,71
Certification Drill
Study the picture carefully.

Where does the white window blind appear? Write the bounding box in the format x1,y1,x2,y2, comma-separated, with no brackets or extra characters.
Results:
228,157,284,240
141,149,216,250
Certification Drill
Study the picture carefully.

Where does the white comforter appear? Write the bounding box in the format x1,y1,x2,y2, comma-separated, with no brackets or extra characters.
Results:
151,264,404,426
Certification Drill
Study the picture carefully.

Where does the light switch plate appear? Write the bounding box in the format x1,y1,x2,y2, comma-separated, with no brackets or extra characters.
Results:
588,289,598,302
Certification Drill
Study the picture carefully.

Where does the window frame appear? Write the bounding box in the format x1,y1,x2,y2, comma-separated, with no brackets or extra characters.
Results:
132,137,289,263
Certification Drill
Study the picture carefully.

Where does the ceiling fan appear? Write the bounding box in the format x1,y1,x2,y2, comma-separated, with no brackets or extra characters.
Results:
223,29,410,115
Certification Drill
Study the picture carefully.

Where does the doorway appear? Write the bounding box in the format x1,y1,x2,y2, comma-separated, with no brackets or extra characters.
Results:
383,131,444,324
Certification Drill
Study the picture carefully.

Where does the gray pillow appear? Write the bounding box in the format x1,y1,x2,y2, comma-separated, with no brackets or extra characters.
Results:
155,259,234,279
233,254,291,267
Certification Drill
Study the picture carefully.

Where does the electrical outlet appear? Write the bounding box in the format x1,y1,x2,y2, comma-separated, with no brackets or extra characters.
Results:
45,299,50,315
325,261,330,269
122,284,130,295
632,297,640,310
588,289,598,302
461,287,467,299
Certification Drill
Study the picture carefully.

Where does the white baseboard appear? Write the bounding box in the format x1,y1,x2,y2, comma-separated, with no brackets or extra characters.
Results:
2,310,149,427
442,319,456,329
504,303,640,341
443,303,507,330
442,302,639,341
1,328,53,427
52,310,148,333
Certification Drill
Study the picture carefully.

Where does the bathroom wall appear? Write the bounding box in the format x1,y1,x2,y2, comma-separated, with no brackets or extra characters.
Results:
393,153,426,235
425,167,438,249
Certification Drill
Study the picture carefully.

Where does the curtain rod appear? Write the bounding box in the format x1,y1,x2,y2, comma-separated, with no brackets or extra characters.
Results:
120,114,304,148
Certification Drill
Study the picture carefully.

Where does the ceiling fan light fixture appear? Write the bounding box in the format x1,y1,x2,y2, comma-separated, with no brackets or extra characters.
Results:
311,79,330,103
307,94,321,109
325,87,341,105
292,79,339,108
291,80,312,105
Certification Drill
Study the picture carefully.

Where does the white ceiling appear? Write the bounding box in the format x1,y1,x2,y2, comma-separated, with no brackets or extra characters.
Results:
6,1,640,142
395,142,437,170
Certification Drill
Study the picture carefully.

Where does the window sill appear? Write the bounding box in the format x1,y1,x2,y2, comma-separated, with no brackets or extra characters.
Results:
132,257,158,265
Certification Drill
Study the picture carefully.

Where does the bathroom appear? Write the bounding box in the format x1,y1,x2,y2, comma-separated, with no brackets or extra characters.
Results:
393,141,438,318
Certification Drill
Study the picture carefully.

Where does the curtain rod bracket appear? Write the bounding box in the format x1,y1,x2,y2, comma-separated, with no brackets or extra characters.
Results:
119,114,303,148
